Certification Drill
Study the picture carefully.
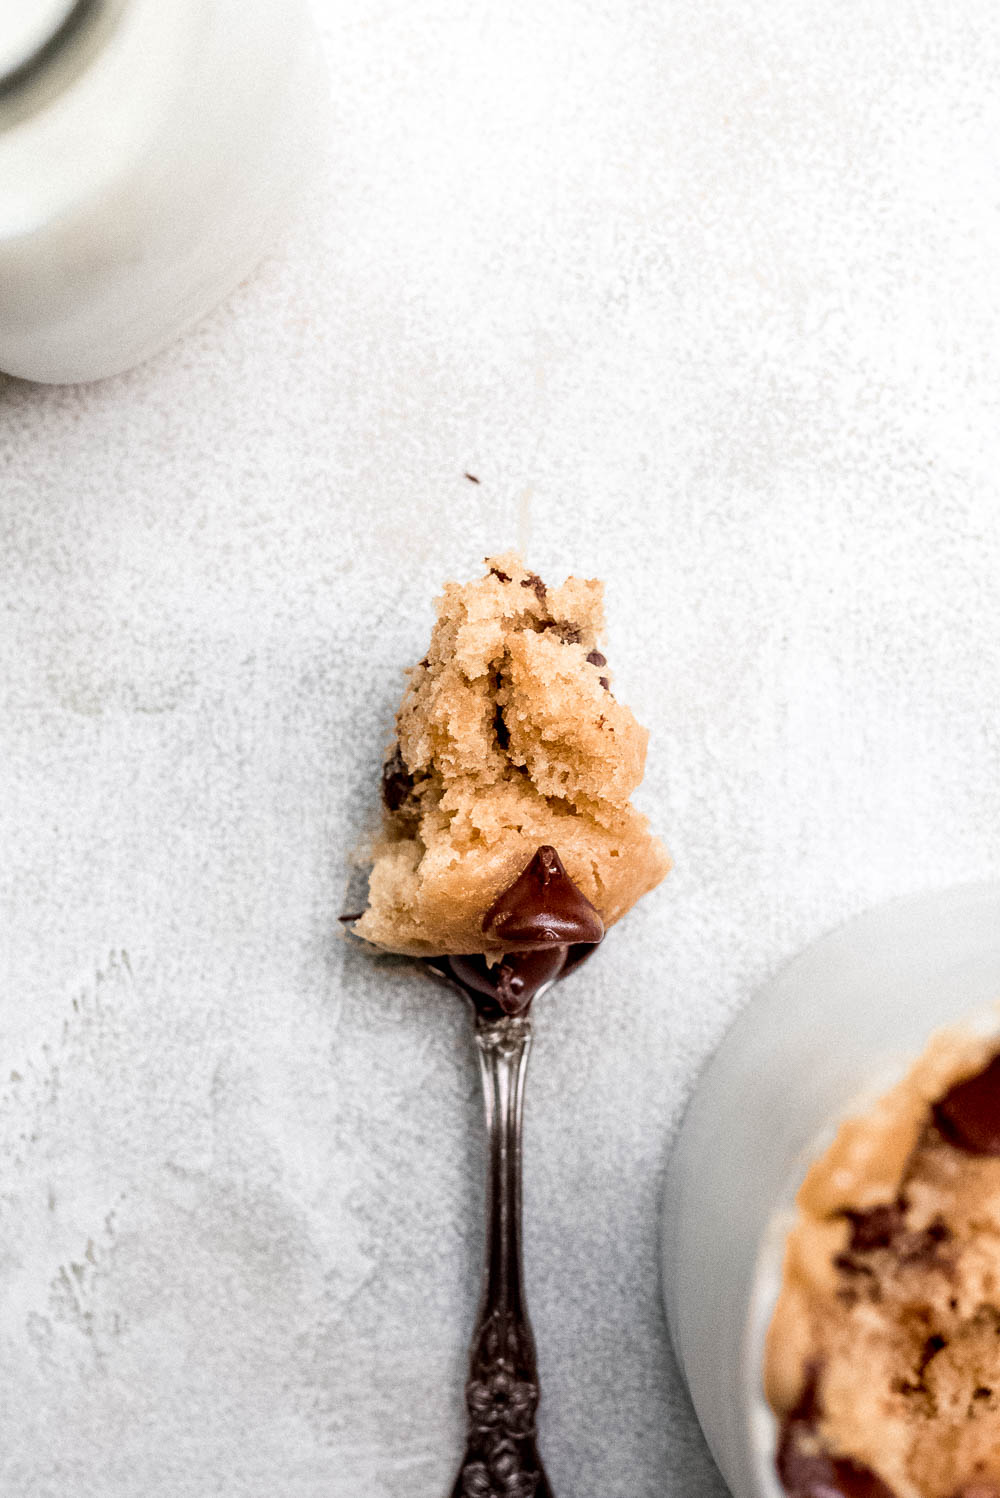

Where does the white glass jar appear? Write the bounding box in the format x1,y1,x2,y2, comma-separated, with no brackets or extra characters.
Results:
662,882,1000,1498
0,0,325,383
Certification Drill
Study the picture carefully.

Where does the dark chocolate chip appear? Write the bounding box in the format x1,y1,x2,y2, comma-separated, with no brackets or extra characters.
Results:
465,473,480,484
899,1223,953,1268
338,912,364,923
833,1254,877,1278
598,676,610,691
481,846,604,949
489,566,511,583
540,619,582,643
845,1202,907,1252
934,1053,1000,1155
381,745,414,812
586,650,607,668
520,572,547,601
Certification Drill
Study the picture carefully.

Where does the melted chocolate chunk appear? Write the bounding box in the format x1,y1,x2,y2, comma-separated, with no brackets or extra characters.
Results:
489,566,511,583
776,1375,898,1498
934,1053,1000,1155
442,948,569,1018
430,941,601,1018
381,745,414,812
777,1418,898,1498
520,572,547,601
481,846,604,949
426,850,604,1016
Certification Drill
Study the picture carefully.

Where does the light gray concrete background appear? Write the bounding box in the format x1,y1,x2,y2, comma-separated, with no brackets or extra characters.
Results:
3,2,1000,1494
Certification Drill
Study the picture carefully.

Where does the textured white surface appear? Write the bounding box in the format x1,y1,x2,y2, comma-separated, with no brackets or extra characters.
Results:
3,2,1000,1495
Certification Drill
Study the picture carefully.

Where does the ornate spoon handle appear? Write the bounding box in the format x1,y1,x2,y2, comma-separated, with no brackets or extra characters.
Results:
450,1012,554,1498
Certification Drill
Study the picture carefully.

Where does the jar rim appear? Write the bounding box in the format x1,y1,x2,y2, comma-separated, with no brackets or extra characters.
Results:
0,0,122,125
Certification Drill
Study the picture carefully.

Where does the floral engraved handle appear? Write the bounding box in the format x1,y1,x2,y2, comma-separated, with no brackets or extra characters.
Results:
450,1016,554,1498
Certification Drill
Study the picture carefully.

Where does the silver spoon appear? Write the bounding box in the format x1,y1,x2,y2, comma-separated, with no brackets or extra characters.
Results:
429,933,599,1498
355,847,601,1497
428,956,557,1498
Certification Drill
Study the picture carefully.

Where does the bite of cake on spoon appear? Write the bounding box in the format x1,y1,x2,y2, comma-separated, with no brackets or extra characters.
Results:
353,551,670,970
